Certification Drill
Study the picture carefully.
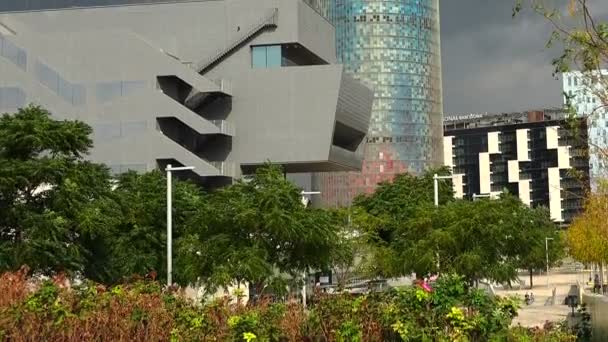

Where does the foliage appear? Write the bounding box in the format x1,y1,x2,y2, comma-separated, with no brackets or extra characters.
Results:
0,105,114,275
574,303,592,341
355,168,562,284
175,163,341,292
85,170,206,284
1,271,576,342
567,185,608,264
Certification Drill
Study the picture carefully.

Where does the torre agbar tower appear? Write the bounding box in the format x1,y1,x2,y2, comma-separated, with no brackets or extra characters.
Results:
311,0,444,207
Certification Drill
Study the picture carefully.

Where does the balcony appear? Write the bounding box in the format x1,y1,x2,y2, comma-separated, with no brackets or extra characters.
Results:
210,161,238,178
211,120,236,136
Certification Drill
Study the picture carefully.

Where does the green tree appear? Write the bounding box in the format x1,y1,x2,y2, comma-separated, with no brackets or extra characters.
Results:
567,184,608,283
0,105,113,275
82,170,206,284
174,164,341,292
513,206,564,288
356,167,562,284
351,168,454,278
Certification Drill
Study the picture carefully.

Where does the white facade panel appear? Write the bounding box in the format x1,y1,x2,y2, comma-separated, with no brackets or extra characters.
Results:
546,126,559,149
557,146,571,169
508,160,519,183
453,174,465,199
548,167,563,222
518,180,531,207
443,136,454,168
488,131,501,154
479,152,491,194
516,129,530,161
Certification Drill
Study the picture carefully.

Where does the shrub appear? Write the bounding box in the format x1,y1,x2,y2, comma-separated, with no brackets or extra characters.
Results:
0,271,577,341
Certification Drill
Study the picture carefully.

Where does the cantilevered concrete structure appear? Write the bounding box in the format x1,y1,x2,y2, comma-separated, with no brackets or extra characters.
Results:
0,0,372,186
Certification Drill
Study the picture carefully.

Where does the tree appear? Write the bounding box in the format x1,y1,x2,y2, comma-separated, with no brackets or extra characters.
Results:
352,168,455,278
567,183,608,283
356,167,563,285
174,164,341,292
512,206,565,288
80,170,207,284
0,105,114,275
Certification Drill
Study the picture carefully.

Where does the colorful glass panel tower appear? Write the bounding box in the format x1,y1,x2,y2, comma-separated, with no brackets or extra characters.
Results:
313,0,444,207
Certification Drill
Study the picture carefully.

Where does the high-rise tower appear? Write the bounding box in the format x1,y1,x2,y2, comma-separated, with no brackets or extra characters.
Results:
311,0,444,207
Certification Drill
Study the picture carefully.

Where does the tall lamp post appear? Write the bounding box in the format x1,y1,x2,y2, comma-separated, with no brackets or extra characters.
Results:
433,174,455,207
546,237,554,288
166,164,195,286
301,191,321,308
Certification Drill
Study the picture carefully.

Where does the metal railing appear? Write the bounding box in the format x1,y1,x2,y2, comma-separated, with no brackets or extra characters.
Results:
211,120,235,136
210,161,237,178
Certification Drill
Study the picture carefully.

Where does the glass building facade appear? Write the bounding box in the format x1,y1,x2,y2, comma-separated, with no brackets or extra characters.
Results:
312,0,444,207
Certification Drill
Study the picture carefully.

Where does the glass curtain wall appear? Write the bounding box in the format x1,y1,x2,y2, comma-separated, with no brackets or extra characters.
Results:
313,0,444,207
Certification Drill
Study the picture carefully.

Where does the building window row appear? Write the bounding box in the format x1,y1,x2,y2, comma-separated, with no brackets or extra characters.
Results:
35,60,86,106
96,80,146,103
0,87,26,110
94,121,148,140
0,36,27,70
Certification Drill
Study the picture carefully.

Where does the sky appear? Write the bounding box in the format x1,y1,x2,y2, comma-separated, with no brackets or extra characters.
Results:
440,0,608,115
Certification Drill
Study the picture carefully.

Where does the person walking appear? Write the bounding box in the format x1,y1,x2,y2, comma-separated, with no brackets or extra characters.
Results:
594,274,601,294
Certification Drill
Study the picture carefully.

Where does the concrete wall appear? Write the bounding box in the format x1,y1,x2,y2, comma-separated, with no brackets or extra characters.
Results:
583,293,608,341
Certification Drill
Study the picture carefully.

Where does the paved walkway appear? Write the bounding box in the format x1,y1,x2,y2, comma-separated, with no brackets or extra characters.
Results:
494,272,584,327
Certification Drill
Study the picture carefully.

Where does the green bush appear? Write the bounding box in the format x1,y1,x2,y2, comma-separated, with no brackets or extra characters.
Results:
0,271,576,341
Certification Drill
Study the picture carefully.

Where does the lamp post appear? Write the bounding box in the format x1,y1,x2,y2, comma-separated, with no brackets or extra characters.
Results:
166,164,195,286
546,237,554,288
300,191,321,308
433,174,455,207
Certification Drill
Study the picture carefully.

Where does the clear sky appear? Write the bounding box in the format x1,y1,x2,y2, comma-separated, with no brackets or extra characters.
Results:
440,0,608,115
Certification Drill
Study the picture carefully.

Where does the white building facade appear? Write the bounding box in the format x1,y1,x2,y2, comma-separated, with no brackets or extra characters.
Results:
562,70,608,184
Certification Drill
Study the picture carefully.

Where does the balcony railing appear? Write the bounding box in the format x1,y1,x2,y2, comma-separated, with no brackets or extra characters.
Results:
210,161,237,178
211,120,235,136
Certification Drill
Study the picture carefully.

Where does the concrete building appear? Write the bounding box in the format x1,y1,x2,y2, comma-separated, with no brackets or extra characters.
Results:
0,0,373,187
562,70,607,185
444,109,589,224
306,0,444,207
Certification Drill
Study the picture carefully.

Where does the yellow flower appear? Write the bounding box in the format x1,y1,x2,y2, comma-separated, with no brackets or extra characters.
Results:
243,332,257,342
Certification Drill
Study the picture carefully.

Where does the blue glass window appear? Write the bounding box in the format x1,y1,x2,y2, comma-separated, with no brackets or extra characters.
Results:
252,46,267,68
266,45,281,68
251,45,282,68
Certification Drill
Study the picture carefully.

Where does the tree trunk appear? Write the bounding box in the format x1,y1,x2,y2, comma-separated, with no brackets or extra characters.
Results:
529,268,534,289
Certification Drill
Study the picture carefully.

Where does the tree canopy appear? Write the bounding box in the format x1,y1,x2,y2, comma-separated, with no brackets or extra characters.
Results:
354,169,562,284
0,105,113,274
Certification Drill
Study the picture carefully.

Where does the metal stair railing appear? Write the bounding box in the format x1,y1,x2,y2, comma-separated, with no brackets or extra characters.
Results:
192,8,278,74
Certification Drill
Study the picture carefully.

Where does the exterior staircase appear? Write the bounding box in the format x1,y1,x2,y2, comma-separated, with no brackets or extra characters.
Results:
192,8,278,74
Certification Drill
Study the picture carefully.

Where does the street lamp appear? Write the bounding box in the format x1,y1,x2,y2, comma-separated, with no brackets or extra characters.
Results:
300,190,321,308
433,174,455,207
166,164,195,286
546,237,554,288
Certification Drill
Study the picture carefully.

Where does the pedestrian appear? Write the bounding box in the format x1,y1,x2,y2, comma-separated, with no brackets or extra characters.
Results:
594,274,601,294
